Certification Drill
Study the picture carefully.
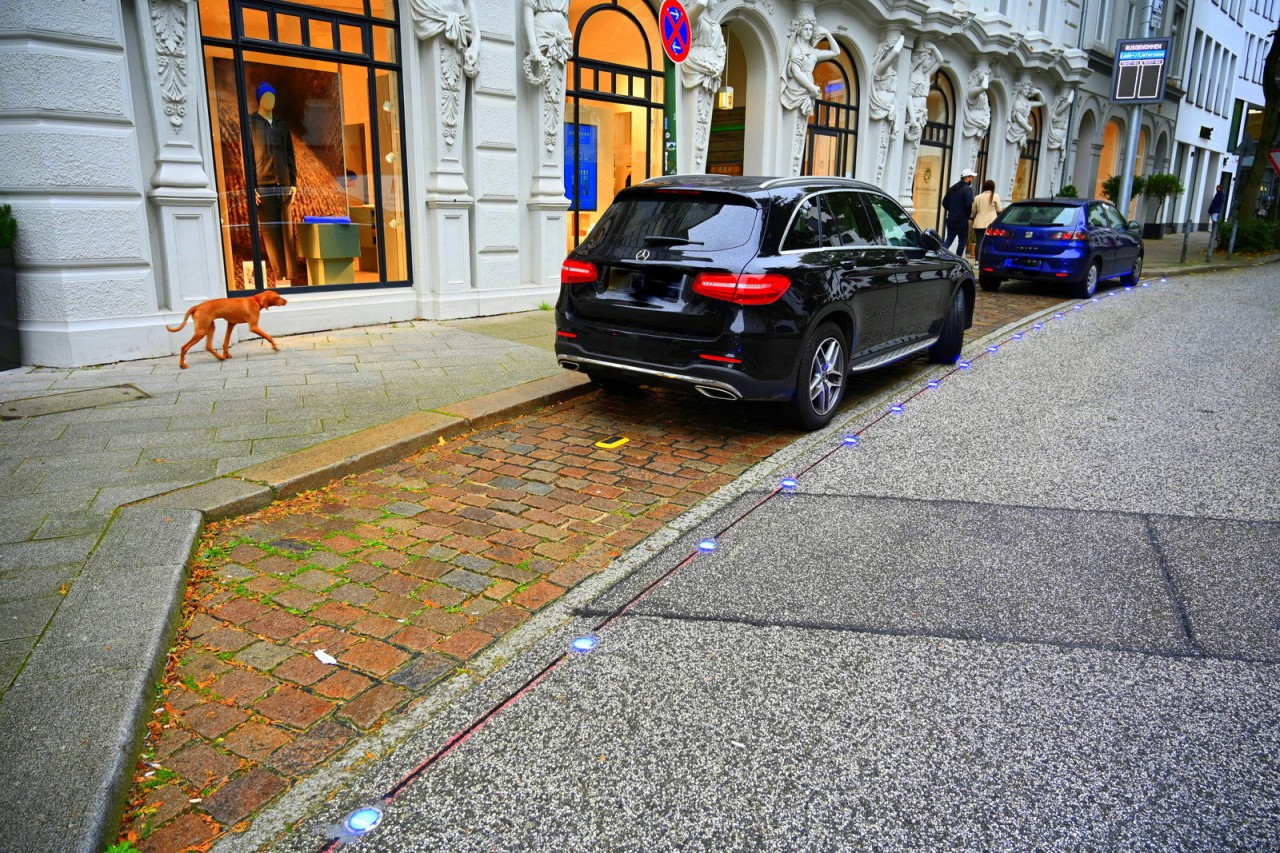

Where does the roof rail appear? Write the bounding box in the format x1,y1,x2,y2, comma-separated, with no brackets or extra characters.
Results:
759,176,863,189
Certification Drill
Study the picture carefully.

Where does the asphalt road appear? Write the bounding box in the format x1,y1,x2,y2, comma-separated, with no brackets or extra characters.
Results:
256,268,1279,852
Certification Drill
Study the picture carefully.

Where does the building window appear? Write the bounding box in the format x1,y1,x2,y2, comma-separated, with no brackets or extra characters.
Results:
911,72,955,232
199,0,410,292
802,46,859,177
565,0,666,249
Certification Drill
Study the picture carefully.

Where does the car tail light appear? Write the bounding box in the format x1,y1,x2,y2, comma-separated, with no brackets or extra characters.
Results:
1050,230,1089,241
985,227,1010,238
561,259,598,284
691,272,791,305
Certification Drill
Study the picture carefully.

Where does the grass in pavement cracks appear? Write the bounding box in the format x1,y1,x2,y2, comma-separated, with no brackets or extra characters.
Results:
119,389,796,852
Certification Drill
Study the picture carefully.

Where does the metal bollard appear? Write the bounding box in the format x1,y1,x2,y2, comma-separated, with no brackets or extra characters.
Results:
1206,220,1217,263
1227,221,1238,259
1180,221,1191,264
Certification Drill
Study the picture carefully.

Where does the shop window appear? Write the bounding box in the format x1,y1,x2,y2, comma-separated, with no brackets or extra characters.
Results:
199,0,409,292
803,46,859,178
1013,109,1042,202
565,0,666,249
911,73,955,232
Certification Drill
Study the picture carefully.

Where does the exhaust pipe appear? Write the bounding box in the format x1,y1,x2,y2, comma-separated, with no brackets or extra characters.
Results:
560,360,581,371
695,385,737,400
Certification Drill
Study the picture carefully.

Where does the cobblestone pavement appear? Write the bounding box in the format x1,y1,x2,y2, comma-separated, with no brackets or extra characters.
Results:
118,285,1068,852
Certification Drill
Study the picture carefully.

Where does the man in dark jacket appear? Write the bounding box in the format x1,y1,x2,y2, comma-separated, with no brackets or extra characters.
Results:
1208,185,1225,225
942,168,977,256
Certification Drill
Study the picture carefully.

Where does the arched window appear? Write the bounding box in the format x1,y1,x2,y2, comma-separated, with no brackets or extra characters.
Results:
911,72,955,232
1013,108,1042,201
566,0,665,248
802,46,859,177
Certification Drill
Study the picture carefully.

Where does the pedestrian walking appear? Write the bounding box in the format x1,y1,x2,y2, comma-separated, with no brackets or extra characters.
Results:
971,178,1002,261
1208,185,1225,224
942,168,976,256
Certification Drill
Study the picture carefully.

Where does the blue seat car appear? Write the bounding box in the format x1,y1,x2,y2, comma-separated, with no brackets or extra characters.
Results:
977,198,1144,298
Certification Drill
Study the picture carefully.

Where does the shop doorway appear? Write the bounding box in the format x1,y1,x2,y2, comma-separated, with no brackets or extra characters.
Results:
198,0,410,292
565,0,666,249
802,41,859,177
1013,108,1042,201
706,24,747,176
910,72,955,232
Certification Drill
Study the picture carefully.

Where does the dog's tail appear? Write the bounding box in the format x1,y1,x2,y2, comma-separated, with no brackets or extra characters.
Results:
165,307,196,333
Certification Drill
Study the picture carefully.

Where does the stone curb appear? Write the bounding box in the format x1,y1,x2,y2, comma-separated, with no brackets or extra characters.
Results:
3,370,591,853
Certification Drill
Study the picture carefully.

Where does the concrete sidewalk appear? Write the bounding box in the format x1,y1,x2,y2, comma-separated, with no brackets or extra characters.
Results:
0,232,1271,852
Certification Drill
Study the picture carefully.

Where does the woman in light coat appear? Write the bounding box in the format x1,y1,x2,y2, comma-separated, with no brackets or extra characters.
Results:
971,179,1002,260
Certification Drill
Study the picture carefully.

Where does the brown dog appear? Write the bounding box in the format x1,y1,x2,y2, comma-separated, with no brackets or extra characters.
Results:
167,290,288,369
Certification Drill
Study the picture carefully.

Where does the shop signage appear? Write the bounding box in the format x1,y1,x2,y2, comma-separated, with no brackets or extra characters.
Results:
659,0,691,63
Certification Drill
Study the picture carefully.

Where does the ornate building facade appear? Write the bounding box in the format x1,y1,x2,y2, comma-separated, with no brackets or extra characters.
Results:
0,0,1233,367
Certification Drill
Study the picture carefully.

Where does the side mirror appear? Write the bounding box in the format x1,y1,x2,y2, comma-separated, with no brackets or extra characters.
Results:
1128,220,1141,231
921,229,944,251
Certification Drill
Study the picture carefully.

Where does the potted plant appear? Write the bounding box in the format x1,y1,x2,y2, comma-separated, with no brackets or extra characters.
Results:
1056,184,1079,198
1101,174,1146,206
0,203,20,370
1139,173,1184,240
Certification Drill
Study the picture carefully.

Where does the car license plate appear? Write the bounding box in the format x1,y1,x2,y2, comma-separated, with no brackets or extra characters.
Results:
1013,258,1040,268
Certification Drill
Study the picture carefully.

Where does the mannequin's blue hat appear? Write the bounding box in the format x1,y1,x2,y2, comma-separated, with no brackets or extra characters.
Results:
256,82,276,100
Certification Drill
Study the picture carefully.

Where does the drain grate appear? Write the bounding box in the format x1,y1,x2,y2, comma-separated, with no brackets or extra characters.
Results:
0,384,150,419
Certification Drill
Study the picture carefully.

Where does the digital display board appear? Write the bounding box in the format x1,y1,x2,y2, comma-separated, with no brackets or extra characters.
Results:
1111,38,1172,105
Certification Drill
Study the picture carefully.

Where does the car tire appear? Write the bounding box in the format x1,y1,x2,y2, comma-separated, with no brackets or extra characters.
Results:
1070,261,1100,299
978,275,1001,292
1121,252,1143,286
586,371,642,395
929,287,966,365
786,322,847,431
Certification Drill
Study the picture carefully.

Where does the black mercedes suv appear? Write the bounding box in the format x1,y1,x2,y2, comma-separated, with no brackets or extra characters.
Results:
555,175,975,430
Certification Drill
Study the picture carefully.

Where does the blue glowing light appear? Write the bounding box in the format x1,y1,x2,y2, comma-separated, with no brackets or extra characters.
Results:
1054,312,1065,318
1141,281,1151,287
1032,322,1044,330
958,360,971,369
1072,305,1083,311
986,345,999,353
570,635,599,653
926,379,940,388
1011,333,1023,340
889,403,904,413
345,807,383,836
1123,286,1134,291
697,539,717,553
1160,278,1167,283
842,434,860,446
1091,297,1101,303
780,478,799,492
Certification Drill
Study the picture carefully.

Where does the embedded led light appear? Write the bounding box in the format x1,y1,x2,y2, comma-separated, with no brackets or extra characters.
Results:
926,379,940,388
1011,332,1023,340
344,807,383,836
958,360,971,369
1072,305,1083,311
1091,297,1101,303
1054,312,1065,319
697,539,717,553
889,403,904,413
986,345,998,353
842,434,860,446
1141,281,1151,287
1032,322,1044,330
780,478,798,492
570,635,599,653
1160,278,1167,282
1123,285,1134,291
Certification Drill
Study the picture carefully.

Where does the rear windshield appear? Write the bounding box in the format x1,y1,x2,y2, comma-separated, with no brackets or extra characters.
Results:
580,191,759,253
1000,204,1080,227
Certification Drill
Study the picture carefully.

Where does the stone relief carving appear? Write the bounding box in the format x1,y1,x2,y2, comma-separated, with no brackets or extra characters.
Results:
1046,89,1074,183
901,41,942,195
681,0,726,175
869,32,905,185
1007,78,1046,196
150,0,190,133
410,0,482,150
961,64,991,170
522,0,572,156
781,13,840,175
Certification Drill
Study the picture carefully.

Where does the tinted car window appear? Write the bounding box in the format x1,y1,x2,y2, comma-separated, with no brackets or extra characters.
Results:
1004,203,1079,226
826,192,880,247
1103,204,1129,229
582,191,758,252
1087,203,1109,228
784,196,830,251
864,194,922,248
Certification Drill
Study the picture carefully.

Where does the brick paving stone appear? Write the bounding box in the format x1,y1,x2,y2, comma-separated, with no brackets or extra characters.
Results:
389,625,442,652
138,811,218,853
341,562,386,583
314,669,374,700
339,638,410,677
310,601,365,626
200,626,255,652
165,741,241,788
400,557,451,579
369,593,420,619
178,652,231,685
338,683,410,729
211,599,272,625
211,669,275,706
247,610,312,640
411,607,467,635
273,653,331,686
234,641,295,671
372,572,420,595
223,721,293,762
136,783,189,833
154,728,193,759
202,768,288,826
420,584,467,608
183,702,250,740
272,588,323,612
243,575,288,595
511,580,566,611
291,569,339,591
254,555,301,576
329,583,378,606
440,568,490,594
483,580,518,601
306,551,349,569
255,686,336,729
351,613,403,639
433,627,494,660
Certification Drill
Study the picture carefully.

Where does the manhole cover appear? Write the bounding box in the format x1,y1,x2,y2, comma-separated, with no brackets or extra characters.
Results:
0,384,150,419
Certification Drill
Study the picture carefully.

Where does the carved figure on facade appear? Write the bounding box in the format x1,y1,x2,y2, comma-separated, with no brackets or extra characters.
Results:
961,64,991,170
410,0,482,150
868,32,905,185
901,41,942,195
681,0,726,174
150,0,191,133
1046,89,1074,182
522,0,572,156
781,14,841,175
1007,78,1045,197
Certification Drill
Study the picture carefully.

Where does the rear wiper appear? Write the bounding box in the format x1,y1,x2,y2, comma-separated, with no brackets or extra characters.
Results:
642,235,705,246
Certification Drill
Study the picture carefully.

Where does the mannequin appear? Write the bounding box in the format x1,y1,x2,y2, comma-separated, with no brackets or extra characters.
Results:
248,81,298,283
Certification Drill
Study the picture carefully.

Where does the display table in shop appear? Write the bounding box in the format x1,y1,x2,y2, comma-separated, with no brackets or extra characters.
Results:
298,217,359,285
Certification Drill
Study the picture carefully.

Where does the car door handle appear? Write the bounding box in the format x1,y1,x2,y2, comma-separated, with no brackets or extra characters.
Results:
893,252,909,264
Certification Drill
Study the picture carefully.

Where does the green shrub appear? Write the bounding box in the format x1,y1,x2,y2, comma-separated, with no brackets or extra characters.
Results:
0,204,15,250
1215,219,1280,254
1100,174,1145,203
1055,184,1079,198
